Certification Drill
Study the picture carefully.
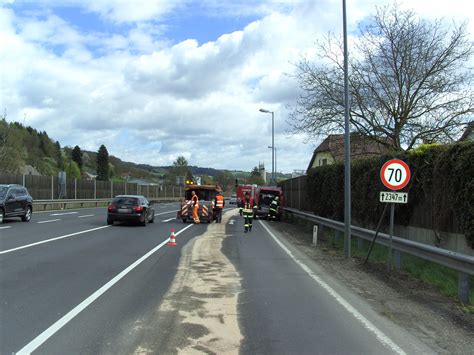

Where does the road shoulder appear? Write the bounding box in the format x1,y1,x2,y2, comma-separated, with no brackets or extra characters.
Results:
270,219,474,354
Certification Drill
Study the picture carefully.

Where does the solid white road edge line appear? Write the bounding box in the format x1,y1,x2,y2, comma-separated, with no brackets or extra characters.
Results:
15,224,194,355
0,226,12,229
37,219,62,224
0,226,110,255
259,220,406,355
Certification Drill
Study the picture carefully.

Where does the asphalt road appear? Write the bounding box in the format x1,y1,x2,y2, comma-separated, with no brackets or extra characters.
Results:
0,205,433,354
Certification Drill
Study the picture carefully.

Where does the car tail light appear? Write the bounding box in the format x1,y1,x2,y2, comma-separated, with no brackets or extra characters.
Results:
133,206,143,213
108,204,116,212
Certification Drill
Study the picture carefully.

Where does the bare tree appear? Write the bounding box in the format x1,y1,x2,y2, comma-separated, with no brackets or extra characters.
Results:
289,4,474,150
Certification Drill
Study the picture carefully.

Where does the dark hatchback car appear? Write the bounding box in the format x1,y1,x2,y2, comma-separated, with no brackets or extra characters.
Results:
0,184,33,224
107,195,155,226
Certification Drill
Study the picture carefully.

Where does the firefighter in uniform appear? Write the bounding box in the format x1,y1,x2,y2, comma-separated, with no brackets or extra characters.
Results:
242,192,256,233
268,196,280,220
214,191,225,223
191,190,200,224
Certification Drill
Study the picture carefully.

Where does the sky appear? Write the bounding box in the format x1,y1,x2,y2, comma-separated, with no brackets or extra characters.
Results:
1,0,473,173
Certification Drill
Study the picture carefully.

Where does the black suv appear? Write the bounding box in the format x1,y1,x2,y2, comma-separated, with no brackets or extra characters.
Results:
0,184,34,224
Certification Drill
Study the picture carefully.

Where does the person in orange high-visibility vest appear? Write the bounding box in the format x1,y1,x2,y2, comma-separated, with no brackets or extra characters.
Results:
214,192,225,223
191,190,200,224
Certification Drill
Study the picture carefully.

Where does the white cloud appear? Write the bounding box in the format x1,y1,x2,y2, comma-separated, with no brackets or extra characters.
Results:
81,0,183,24
1,1,473,173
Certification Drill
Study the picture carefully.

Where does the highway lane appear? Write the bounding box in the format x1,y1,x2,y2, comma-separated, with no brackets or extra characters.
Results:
0,203,189,354
1,205,434,354
0,204,179,253
223,215,433,355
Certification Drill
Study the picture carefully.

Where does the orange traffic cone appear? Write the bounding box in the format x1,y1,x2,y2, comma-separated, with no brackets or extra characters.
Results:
168,228,177,246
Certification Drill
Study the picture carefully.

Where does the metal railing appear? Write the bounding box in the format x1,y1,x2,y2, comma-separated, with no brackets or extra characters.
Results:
34,198,181,210
284,207,473,304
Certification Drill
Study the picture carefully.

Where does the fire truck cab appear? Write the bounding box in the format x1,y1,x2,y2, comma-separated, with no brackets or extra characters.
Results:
177,184,222,223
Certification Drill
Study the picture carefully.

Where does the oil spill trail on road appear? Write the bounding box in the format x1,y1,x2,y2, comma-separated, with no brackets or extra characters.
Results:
134,210,242,355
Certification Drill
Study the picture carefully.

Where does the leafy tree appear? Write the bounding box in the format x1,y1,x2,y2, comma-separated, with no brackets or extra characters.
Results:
55,141,64,170
290,4,473,150
96,145,109,181
71,145,83,171
65,160,81,180
170,155,193,183
215,170,234,191
248,166,265,185
0,119,25,173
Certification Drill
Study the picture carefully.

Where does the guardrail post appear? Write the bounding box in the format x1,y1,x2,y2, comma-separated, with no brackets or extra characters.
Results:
94,180,97,200
111,180,113,198
51,176,54,200
22,174,25,187
74,179,77,200
393,250,402,270
313,225,318,246
458,272,470,304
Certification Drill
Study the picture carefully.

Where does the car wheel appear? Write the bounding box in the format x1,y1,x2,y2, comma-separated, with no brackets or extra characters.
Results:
21,206,32,222
149,214,155,223
107,217,114,225
0,209,4,224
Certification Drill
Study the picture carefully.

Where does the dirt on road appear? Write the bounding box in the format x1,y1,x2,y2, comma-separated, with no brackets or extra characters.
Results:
134,211,242,355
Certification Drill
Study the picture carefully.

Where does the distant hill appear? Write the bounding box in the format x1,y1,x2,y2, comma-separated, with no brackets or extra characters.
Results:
0,119,254,183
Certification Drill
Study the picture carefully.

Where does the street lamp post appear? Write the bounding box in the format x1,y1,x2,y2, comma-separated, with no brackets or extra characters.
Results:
259,108,274,185
268,146,277,183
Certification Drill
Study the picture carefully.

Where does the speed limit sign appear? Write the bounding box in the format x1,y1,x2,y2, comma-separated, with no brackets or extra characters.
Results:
380,159,411,190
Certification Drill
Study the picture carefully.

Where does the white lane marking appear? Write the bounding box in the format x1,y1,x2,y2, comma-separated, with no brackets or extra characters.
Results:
16,224,194,355
50,212,78,216
37,219,62,224
0,226,110,255
162,217,175,222
33,206,106,215
0,226,12,230
78,214,94,218
154,210,178,217
259,221,406,355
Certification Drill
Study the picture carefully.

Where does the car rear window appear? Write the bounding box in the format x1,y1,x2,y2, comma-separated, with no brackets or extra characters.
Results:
112,197,138,205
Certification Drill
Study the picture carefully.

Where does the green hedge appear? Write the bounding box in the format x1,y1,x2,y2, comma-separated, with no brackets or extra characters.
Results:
307,141,474,248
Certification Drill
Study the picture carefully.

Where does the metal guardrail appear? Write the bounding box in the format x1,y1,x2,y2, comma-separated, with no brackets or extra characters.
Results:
284,207,473,303
34,198,181,210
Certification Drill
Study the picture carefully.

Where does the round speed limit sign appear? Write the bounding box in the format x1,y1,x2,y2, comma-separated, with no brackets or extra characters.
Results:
380,159,411,190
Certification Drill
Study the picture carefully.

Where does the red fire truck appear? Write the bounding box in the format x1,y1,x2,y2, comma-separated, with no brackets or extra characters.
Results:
254,186,283,220
236,184,257,206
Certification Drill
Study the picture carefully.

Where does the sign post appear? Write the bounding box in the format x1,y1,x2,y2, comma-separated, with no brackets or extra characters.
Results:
380,159,411,272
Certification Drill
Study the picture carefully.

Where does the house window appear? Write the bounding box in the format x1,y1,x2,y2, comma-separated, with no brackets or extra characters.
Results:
321,159,327,166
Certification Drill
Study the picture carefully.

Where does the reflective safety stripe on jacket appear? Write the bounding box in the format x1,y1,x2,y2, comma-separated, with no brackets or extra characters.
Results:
242,199,255,214
270,200,279,211
216,195,224,208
